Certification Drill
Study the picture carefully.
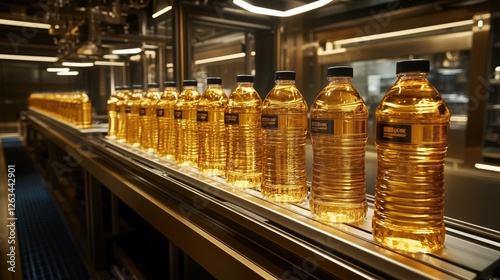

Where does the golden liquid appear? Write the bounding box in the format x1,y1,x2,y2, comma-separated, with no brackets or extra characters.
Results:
174,86,201,167
310,77,368,223
372,73,450,253
140,88,160,153
261,80,308,203
82,93,92,128
126,89,144,147
116,89,131,142
197,84,228,176
157,87,178,159
225,82,263,189
107,90,119,138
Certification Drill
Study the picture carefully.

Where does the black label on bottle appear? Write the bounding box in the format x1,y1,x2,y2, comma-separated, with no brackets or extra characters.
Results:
139,108,146,116
116,106,121,113
377,123,412,144
197,111,208,122
311,119,333,134
125,106,131,114
174,110,182,119
224,113,239,125
156,109,165,117
261,114,278,129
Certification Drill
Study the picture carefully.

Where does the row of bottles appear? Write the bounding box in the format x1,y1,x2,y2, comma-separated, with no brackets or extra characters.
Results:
107,59,450,254
29,91,92,128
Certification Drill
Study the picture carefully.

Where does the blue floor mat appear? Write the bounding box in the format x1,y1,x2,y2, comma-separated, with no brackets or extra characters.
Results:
1,137,91,280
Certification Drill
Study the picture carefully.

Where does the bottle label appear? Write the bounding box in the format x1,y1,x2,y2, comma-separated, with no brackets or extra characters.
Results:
116,106,121,113
156,109,165,117
377,123,448,144
261,114,278,129
197,111,209,122
224,113,239,125
311,119,333,134
174,110,182,119
125,106,131,114
139,108,146,116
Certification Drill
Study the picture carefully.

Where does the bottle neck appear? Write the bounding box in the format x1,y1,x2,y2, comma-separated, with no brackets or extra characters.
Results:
183,85,197,90
327,76,352,83
397,72,428,80
165,87,177,90
207,84,222,89
237,82,254,87
275,79,295,85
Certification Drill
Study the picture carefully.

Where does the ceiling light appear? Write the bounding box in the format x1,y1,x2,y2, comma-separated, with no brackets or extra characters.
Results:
57,71,79,76
112,48,142,55
233,0,332,17
47,67,70,72
166,63,174,68
152,6,172,19
333,20,474,47
194,52,246,65
103,54,120,59
62,62,94,67
0,54,58,62
94,61,125,66
474,163,500,173
0,19,51,29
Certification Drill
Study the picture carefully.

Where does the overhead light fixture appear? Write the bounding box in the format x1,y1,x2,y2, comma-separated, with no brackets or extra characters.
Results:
166,63,173,68
62,62,94,67
0,19,51,29
94,61,125,66
333,20,474,47
112,48,142,55
233,0,332,17
103,54,120,59
0,54,58,62
47,67,70,72
152,6,172,19
57,71,79,76
474,163,500,173
195,52,250,65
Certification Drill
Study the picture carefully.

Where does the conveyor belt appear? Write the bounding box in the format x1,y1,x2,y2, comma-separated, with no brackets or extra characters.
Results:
1,138,90,280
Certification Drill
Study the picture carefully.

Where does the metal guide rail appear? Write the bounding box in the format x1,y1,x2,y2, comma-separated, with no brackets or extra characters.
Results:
25,110,500,279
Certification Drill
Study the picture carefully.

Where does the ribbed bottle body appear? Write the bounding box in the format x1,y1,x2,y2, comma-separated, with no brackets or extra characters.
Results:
372,65,450,253
225,82,263,189
107,90,119,138
140,88,160,153
126,89,143,147
197,84,228,176
261,78,308,203
157,87,178,159
174,85,200,167
310,76,368,223
116,89,130,142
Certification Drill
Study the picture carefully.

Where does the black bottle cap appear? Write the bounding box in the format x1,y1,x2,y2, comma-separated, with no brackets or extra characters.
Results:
183,80,197,86
396,59,430,74
207,77,222,85
147,83,159,89
132,84,143,89
327,66,353,77
122,85,131,90
164,81,176,87
275,70,295,81
115,86,123,90
236,75,254,83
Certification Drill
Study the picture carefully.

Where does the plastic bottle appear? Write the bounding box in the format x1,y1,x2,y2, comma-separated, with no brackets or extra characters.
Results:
157,81,178,159
261,71,308,203
225,75,263,189
310,66,368,223
107,86,120,139
174,80,201,167
372,60,450,253
140,83,160,153
197,77,228,176
126,84,144,147
116,86,131,142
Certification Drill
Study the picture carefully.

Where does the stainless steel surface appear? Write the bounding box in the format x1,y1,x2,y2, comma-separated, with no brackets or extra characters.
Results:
26,110,500,279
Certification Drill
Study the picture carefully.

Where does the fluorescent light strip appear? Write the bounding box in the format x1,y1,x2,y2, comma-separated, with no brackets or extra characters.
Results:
233,0,332,17
0,54,58,62
474,163,500,173
152,6,172,19
0,19,51,29
103,54,120,59
57,71,79,76
94,61,125,66
62,62,94,67
334,20,474,47
194,52,246,65
47,67,70,72
112,48,142,55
